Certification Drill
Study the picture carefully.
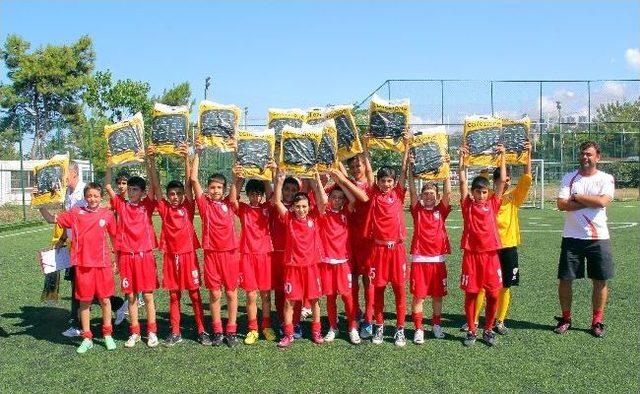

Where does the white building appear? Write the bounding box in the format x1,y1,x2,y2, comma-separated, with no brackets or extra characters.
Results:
0,159,92,205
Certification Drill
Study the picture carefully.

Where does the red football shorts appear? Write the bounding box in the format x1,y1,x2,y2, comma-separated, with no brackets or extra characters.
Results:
320,261,352,296
271,251,285,292
460,250,503,293
240,253,272,292
283,264,322,301
162,251,201,291
118,251,158,294
410,262,448,298
367,242,408,287
74,266,115,302
203,250,239,291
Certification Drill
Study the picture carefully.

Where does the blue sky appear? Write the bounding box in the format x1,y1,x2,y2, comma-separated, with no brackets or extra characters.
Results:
1,1,639,124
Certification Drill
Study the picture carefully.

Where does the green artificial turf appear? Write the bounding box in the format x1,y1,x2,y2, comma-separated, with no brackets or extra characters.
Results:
0,202,638,393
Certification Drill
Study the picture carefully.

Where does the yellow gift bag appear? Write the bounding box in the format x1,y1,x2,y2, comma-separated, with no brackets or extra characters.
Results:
104,112,145,167
500,116,530,165
463,115,503,167
31,154,69,206
236,129,275,181
316,120,339,172
150,103,189,156
410,126,449,181
326,105,363,161
198,100,241,152
279,125,323,178
368,95,410,152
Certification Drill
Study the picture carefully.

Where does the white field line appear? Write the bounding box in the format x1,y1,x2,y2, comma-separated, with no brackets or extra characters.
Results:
0,227,49,239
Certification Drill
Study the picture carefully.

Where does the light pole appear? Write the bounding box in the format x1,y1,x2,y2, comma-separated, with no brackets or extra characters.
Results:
204,76,211,100
14,104,36,221
243,107,248,129
556,100,562,173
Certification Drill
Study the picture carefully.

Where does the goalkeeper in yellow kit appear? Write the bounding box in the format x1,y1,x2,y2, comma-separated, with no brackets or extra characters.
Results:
463,140,532,334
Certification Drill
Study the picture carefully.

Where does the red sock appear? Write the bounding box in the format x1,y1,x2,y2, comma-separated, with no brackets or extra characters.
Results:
169,291,182,334
261,316,272,331
102,325,113,337
188,290,205,334
484,290,499,330
130,324,141,335
212,320,223,334
146,322,157,334
464,292,477,334
373,286,386,325
226,323,237,334
326,295,338,329
562,310,572,321
311,321,321,334
412,312,424,330
284,323,294,336
392,283,406,328
248,319,258,331
82,330,93,339
592,309,603,325
341,294,356,330
432,314,442,326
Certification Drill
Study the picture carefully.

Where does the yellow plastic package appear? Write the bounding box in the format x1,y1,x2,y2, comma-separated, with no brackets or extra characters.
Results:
463,115,503,167
198,100,241,152
236,129,275,181
410,126,449,181
150,103,190,156
31,154,69,207
279,125,322,178
104,112,145,167
267,108,306,144
316,120,339,172
326,105,363,161
499,116,530,165
368,95,410,152
305,107,326,126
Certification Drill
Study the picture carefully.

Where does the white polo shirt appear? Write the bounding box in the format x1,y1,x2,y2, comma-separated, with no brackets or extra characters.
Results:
558,170,615,240
63,180,87,239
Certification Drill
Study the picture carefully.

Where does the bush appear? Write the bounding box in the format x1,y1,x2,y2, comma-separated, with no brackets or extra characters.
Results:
600,161,640,187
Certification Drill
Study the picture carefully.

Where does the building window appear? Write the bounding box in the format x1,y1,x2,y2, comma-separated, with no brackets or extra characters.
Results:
10,170,32,192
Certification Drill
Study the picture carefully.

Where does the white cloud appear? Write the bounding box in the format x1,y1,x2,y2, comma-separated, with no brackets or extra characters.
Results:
625,48,640,70
600,81,625,99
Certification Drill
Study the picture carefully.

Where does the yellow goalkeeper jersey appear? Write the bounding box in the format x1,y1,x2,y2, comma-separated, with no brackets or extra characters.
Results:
495,173,532,248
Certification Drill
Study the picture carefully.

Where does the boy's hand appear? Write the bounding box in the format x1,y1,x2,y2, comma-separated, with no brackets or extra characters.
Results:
276,169,286,182
459,144,469,159
403,130,411,147
409,152,416,165
495,144,505,155
327,168,341,182
176,143,188,157
146,145,157,157
266,159,277,170
195,137,204,154
232,163,243,178
444,153,451,163
362,133,370,147
227,138,237,150
524,139,532,152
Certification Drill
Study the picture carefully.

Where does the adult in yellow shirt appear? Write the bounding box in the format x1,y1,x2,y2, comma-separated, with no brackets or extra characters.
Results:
463,141,532,334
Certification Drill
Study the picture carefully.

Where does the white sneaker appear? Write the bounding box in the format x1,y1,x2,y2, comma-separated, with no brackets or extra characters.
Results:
62,326,81,338
394,328,407,347
413,328,425,344
124,333,141,348
349,328,361,345
324,328,337,342
432,324,445,339
114,302,128,326
137,296,145,308
460,322,478,332
372,324,384,345
300,307,312,320
147,332,159,348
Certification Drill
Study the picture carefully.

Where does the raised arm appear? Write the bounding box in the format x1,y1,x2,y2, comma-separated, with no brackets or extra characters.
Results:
397,132,410,189
146,146,162,201
408,156,418,209
38,207,56,224
264,159,276,197
190,146,204,198
273,169,288,217
524,139,532,176
362,134,375,187
228,163,243,212
442,159,452,208
328,168,368,202
312,171,328,214
458,145,469,201
184,148,193,202
494,144,507,198
104,166,116,200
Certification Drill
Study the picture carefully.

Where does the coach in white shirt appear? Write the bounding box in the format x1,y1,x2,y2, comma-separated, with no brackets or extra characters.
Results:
554,141,615,338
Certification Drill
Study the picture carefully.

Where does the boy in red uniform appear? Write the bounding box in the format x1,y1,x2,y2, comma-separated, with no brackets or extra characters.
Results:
191,149,240,347
147,145,210,346
40,182,117,354
105,159,159,348
229,164,277,344
408,155,452,344
340,153,376,338
365,135,411,347
458,144,506,347
273,170,326,348
319,169,369,344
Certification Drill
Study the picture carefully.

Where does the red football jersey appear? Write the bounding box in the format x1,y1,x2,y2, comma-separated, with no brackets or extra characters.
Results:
57,206,116,268
364,183,407,241
269,201,292,252
283,210,323,267
460,195,502,252
196,195,238,251
238,201,273,254
348,179,370,241
319,205,352,260
156,198,201,254
410,201,452,256
110,196,157,252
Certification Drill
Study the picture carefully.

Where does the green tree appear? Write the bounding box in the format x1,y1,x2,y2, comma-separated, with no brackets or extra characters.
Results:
0,34,95,159
592,98,640,159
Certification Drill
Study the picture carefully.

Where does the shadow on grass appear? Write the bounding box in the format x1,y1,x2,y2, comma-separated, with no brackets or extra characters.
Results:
1,306,77,345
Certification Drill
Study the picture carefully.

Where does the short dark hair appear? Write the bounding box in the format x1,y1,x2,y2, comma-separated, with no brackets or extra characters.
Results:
347,154,364,166
471,175,490,191
292,192,310,204
166,180,184,194
83,182,103,197
246,179,265,195
127,176,146,191
421,181,439,194
115,170,130,183
376,166,397,180
492,166,511,181
283,176,300,190
580,141,601,155
207,173,227,189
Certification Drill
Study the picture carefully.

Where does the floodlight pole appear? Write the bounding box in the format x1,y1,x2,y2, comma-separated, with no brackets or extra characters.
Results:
556,100,563,173
244,107,248,129
204,76,212,100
